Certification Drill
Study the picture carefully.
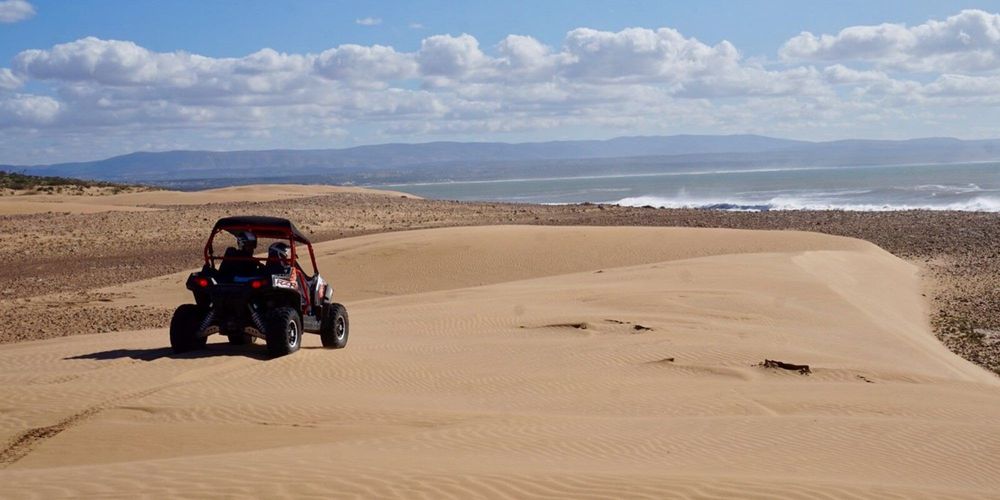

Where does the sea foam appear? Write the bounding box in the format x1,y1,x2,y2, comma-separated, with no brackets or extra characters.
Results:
611,195,1000,212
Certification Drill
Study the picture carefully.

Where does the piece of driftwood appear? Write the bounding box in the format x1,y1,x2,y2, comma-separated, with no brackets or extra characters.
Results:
760,359,811,375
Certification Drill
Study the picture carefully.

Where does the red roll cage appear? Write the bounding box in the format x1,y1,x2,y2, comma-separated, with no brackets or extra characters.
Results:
203,217,319,275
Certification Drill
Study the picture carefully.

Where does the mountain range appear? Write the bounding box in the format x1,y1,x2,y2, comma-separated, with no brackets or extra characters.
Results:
6,135,1000,188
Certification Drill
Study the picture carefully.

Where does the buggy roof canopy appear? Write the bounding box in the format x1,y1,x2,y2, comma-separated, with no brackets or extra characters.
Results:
212,216,311,243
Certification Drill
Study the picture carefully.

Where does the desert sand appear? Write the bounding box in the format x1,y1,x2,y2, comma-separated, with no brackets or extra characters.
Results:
1,225,998,498
6,183,1000,378
0,184,415,215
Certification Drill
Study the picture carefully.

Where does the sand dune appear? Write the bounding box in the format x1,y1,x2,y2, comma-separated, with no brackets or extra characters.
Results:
1,226,998,498
104,225,875,307
0,184,414,215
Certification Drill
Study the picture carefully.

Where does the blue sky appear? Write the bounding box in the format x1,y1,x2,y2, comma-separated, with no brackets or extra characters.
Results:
2,1,984,59
2,1,1000,164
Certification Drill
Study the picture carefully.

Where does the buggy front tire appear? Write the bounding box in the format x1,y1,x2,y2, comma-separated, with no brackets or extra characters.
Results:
265,307,301,357
170,304,208,353
320,303,349,349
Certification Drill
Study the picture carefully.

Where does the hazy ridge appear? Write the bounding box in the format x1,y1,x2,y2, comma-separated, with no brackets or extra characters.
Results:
7,135,1000,187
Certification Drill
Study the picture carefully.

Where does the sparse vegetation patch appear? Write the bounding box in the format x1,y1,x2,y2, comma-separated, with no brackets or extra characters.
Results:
0,171,152,195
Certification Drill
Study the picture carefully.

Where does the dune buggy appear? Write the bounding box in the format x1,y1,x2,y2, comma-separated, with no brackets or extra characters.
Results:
170,216,349,357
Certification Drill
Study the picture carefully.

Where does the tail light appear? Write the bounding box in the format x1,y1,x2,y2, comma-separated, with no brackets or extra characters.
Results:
197,277,210,287
251,279,264,289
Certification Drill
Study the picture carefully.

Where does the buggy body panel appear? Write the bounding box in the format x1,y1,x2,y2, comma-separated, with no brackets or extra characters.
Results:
173,216,346,356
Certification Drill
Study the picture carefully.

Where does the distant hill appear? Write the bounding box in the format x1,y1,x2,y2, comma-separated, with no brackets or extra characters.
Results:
6,135,1000,186
0,170,149,194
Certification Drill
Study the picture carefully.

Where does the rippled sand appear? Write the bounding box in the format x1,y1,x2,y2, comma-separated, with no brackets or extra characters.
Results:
2,225,998,498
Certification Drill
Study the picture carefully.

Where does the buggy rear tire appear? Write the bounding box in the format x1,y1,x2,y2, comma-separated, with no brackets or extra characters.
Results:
170,304,207,353
320,303,349,349
265,307,301,357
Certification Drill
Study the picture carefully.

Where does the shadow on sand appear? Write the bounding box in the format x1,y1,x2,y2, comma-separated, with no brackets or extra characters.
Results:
65,342,272,362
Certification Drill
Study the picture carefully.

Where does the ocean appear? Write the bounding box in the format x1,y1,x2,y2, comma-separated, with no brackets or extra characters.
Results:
377,161,1000,211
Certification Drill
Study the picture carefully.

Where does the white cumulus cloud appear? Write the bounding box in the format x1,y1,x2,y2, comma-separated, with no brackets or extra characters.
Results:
417,33,492,79
315,44,416,85
780,9,1000,72
0,0,34,23
6,11,1000,163
15,37,197,86
923,73,1000,97
0,68,23,90
0,94,60,127
496,35,566,80
14,38,317,95
355,17,381,26
561,27,739,82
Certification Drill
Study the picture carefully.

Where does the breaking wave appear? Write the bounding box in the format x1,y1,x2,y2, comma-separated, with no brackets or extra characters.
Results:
611,195,1000,212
